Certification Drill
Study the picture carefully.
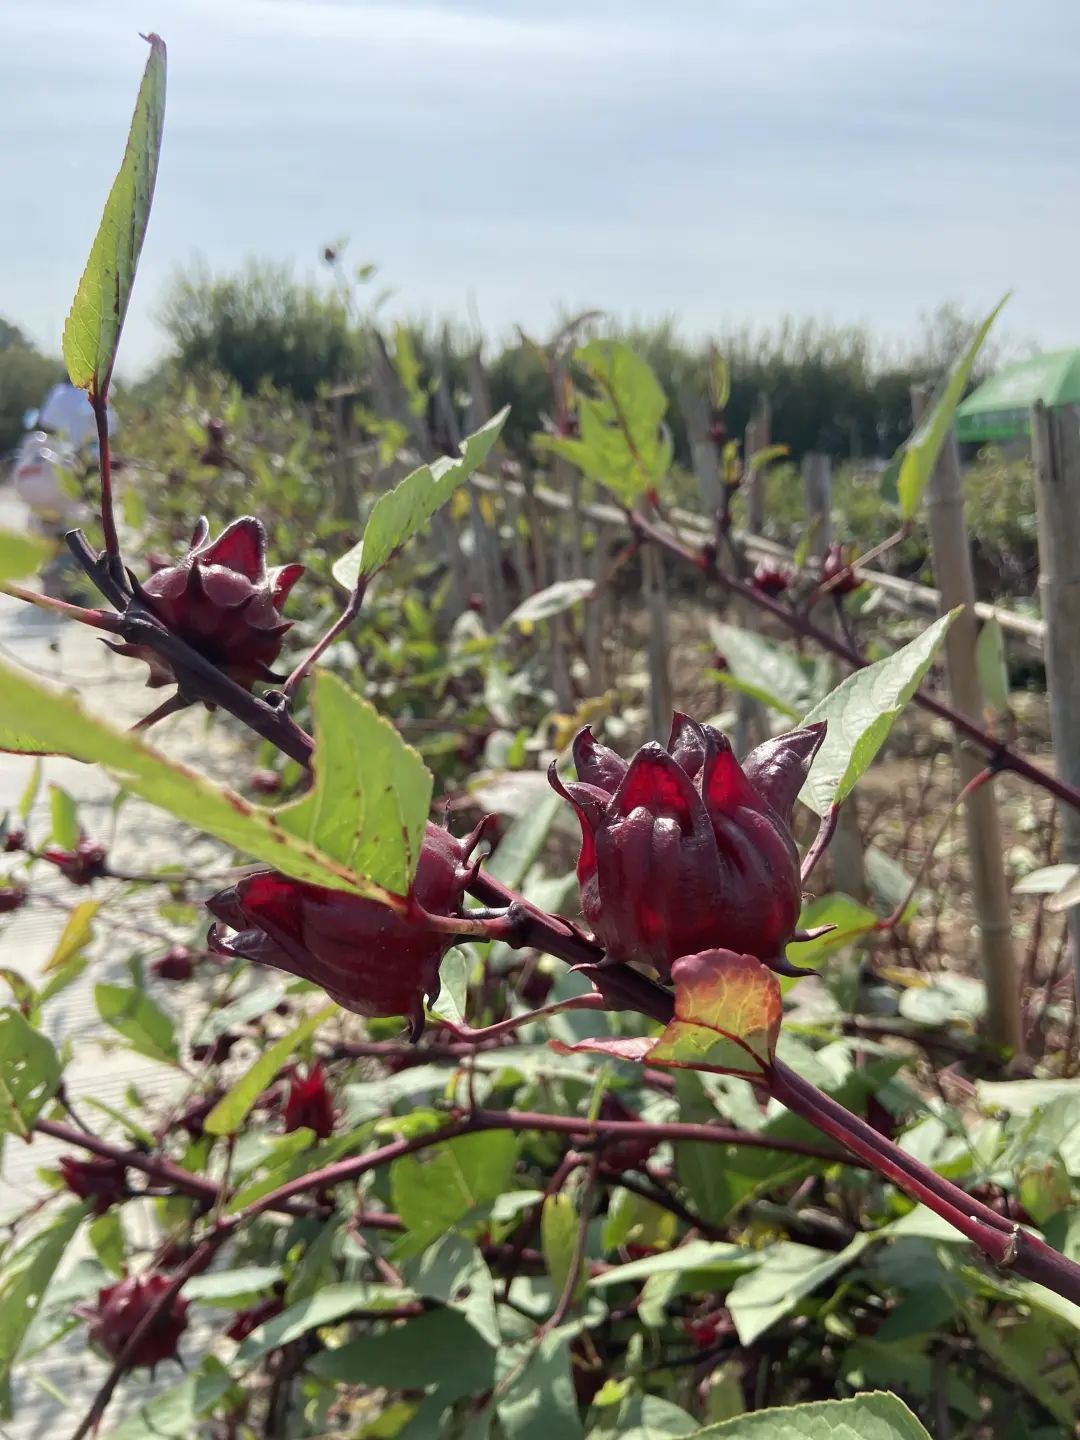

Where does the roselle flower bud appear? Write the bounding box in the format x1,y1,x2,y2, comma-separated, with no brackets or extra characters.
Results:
0,885,27,914
58,1155,127,1214
551,715,825,978
3,828,26,854
708,417,728,448
248,768,282,797
76,1274,189,1368
751,561,793,599
112,517,304,691
225,1295,284,1343
206,822,479,1033
152,945,195,982
283,1061,336,1139
820,542,863,596
42,838,108,886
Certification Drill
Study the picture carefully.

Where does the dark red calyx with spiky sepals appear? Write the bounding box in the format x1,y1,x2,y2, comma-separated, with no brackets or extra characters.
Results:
152,946,195,981
75,1274,189,1368
282,1061,336,1139
550,715,826,980
751,560,793,599
225,1294,284,1343
0,885,27,914
206,820,488,1035
58,1155,128,1213
3,828,26,854
110,516,304,691
820,542,864,596
42,838,108,887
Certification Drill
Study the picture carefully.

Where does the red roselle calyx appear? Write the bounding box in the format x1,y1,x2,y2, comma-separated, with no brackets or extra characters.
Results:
751,560,793,599
283,1061,336,1138
110,516,303,691
0,885,27,914
820,542,864,596
550,714,826,979
58,1155,128,1213
152,945,195,981
75,1274,189,1368
206,821,485,1034
42,838,108,886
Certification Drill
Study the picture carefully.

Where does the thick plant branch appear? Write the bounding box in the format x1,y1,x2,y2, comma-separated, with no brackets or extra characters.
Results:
630,508,1080,816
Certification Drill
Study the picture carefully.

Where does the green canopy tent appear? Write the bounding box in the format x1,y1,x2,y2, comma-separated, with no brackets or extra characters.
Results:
955,348,1080,444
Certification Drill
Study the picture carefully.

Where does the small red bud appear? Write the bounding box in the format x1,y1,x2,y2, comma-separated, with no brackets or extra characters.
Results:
751,561,793,599
42,838,108,887
283,1061,336,1139
151,946,195,982
820,542,863,596
58,1155,127,1213
3,828,26,853
0,884,27,914
248,768,282,796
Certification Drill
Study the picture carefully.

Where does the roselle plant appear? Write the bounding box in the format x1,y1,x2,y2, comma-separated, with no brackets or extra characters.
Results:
4,33,1080,1440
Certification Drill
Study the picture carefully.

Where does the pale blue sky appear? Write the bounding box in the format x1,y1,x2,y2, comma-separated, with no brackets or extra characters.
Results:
3,0,1078,373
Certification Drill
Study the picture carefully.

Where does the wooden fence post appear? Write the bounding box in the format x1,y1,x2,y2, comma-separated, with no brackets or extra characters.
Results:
1031,402,1080,1006
744,395,770,535
679,386,723,512
642,544,673,741
913,384,1020,1052
803,452,866,900
732,398,770,754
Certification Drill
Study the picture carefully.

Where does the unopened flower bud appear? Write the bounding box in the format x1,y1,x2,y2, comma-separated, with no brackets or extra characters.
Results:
111,517,303,691
206,822,482,1034
43,838,107,887
152,946,195,982
282,1061,336,1139
58,1155,127,1214
551,715,825,978
75,1274,189,1369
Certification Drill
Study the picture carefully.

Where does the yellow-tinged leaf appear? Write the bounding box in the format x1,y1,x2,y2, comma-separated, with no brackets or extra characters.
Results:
648,951,781,1076
44,900,101,973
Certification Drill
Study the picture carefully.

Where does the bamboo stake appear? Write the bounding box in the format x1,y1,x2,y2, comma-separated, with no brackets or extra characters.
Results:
802,452,866,900
913,383,1020,1052
1031,402,1080,1007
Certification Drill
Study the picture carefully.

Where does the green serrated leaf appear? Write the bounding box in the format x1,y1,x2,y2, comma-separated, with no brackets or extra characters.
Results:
496,1331,584,1440
0,530,50,583
691,1391,931,1439
725,1236,870,1346
183,1263,282,1307
203,1004,334,1136
799,610,959,816
540,341,671,505
0,657,401,901
0,1009,62,1139
63,34,166,396
505,579,595,630
17,759,41,823
975,615,1010,718
94,982,180,1066
88,1211,125,1278
710,623,810,717
48,784,79,852
0,1202,86,1417
541,1192,585,1305
895,295,1009,519
107,1361,237,1440
275,670,431,893
333,410,507,588
391,1131,518,1253
308,1306,495,1397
